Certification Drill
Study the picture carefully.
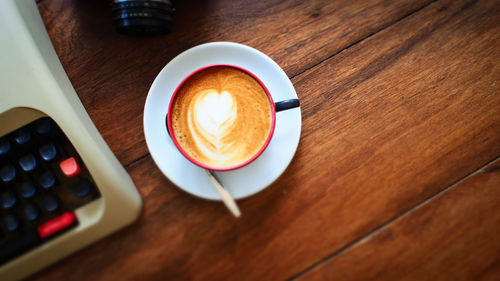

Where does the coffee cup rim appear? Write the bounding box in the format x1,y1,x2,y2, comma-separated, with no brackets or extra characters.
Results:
166,64,277,171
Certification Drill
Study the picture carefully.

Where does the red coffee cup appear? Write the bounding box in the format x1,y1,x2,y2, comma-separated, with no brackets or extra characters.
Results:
166,64,299,171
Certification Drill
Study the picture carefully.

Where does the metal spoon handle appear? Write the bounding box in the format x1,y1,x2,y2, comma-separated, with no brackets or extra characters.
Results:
205,170,241,217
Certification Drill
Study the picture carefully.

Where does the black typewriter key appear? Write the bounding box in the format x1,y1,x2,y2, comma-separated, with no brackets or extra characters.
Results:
1,191,17,209
22,203,40,222
0,164,16,182
71,179,92,198
39,143,57,161
18,154,37,172
35,118,52,135
2,214,20,232
0,138,11,156
41,194,60,212
14,130,31,145
39,171,56,189
18,181,37,199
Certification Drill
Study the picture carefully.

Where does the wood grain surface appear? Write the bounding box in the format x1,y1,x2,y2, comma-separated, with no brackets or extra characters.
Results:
300,158,500,281
30,0,500,280
37,0,433,166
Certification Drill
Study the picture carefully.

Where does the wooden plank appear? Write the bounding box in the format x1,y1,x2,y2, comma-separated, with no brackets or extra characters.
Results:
37,0,433,166
30,0,500,280
299,158,500,281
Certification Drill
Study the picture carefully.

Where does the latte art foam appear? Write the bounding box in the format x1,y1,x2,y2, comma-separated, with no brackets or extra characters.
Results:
171,66,273,169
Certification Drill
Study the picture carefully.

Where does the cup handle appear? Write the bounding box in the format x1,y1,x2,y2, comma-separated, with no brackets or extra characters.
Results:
275,99,300,112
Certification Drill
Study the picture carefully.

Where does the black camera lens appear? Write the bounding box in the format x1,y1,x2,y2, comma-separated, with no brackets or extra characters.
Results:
111,0,174,36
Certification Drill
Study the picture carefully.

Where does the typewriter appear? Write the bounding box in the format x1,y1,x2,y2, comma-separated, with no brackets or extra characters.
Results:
0,1,142,280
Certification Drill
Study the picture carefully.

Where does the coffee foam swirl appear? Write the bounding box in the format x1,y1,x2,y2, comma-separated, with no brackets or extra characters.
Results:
171,66,272,169
188,90,238,163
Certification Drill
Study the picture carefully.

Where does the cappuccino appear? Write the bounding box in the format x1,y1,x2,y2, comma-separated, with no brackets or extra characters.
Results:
170,66,273,169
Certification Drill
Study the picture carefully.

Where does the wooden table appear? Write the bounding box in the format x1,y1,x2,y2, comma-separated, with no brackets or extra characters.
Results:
32,0,499,280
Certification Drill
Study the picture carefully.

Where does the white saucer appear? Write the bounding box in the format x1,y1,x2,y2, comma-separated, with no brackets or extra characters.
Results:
144,42,301,200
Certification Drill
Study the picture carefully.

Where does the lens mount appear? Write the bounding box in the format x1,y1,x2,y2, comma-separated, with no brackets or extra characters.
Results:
111,0,174,36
